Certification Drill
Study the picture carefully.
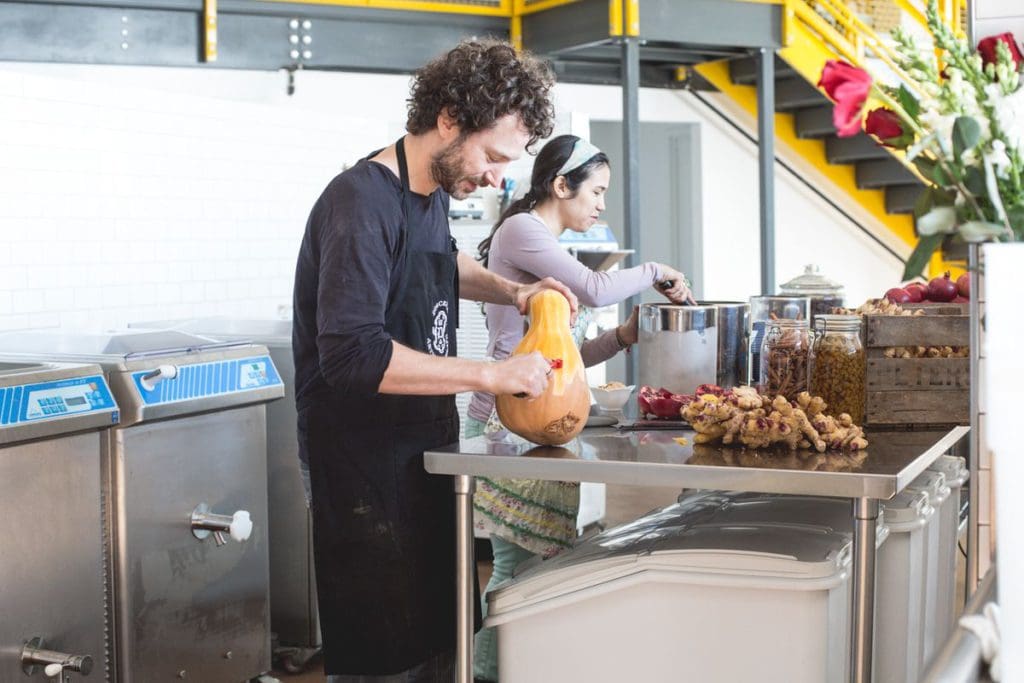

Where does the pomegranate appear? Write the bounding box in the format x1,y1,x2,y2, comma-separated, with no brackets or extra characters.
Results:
952,295,969,303
885,287,913,304
956,272,970,299
926,272,958,302
903,282,927,302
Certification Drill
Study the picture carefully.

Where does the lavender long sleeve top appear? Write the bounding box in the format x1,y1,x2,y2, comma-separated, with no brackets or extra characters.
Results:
466,211,661,424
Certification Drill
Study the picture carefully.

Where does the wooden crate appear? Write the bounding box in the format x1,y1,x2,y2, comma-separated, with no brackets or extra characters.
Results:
863,308,970,428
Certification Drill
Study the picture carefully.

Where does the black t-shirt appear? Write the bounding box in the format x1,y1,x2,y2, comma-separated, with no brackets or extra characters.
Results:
292,156,451,407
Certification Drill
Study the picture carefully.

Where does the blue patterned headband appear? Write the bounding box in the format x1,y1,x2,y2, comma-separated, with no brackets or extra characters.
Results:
556,138,603,176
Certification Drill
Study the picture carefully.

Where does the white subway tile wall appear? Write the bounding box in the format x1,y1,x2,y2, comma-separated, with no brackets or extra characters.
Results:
0,62,903,335
0,64,394,333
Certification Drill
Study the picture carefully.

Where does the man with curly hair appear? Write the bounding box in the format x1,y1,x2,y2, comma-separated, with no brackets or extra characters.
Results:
292,39,571,682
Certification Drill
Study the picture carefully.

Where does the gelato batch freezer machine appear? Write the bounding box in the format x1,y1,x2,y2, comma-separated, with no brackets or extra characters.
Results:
0,330,284,683
129,317,321,670
0,360,118,683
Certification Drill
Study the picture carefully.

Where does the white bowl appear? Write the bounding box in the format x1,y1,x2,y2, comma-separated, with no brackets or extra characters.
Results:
590,384,636,412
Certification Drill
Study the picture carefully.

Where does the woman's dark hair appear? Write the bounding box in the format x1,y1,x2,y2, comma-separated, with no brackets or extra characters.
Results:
478,134,609,265
407,39,555,149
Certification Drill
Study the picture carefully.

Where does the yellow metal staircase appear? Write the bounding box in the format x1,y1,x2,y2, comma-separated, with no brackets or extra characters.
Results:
695,0,967,277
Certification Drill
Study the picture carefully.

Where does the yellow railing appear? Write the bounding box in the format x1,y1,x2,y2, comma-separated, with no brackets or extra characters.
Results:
785,0,931,97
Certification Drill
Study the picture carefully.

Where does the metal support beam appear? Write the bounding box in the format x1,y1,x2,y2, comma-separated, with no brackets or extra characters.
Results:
966,243,981,593
622,32,641,386
756,47,776,295
851,497,880,683
454,474,475,683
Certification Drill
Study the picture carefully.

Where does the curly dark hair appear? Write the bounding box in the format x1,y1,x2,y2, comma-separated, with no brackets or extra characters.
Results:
406,39,555,149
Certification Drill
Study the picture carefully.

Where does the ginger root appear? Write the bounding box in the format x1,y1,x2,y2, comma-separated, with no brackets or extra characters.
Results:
681,387,868,452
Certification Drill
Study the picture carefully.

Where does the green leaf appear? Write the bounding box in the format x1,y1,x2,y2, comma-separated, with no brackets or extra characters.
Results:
952,116,981,159
903,233,945,280
913,157,937,182
913,187,934,219
1005,205,1024,239
964,166,986,196
897,85,921,119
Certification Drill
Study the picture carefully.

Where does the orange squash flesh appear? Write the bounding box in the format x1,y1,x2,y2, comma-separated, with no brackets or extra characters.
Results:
496,290,591,445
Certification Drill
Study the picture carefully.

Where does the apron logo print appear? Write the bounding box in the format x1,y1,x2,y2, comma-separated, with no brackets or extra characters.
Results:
427,300,449,356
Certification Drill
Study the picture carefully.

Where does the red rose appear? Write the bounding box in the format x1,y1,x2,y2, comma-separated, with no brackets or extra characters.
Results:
817,60,872,99
818,60,872,137
978,33,1023,68
865,107,912,148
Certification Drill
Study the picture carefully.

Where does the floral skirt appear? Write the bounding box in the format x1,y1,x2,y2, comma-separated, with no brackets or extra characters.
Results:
465,416,580,558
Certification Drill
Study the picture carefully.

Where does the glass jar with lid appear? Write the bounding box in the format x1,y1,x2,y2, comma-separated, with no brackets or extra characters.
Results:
759,318,810,400
810,315,866,424
748,295,812,385
779,264,845,320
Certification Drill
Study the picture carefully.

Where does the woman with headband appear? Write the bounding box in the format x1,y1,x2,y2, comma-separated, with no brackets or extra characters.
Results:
467,133,695,681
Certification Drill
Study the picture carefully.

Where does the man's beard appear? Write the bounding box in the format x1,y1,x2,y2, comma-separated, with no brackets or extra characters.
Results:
430,137,480,199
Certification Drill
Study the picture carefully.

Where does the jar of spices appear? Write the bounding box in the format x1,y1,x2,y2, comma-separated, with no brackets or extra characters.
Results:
759,318,810,401
810,315,866,424
748,295,812,385
779,264,845,321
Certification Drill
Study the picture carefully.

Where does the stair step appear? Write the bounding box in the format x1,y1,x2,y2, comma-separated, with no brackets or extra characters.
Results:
728,56,797,85
825,134,892,163
795,105,836,138
856,158,918,188
885,183,925,214
775,78,826,112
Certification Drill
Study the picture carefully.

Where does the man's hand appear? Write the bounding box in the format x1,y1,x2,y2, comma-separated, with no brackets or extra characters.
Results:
514,277,579,321
484,352,552,398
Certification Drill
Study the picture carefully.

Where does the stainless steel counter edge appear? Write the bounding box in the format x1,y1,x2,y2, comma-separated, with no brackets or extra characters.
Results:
894,425,971,491
425,425,970,500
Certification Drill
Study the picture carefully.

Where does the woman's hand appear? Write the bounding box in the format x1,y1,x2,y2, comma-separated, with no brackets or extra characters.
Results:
616,305,640,347
654,265,696,305
514,277,579,324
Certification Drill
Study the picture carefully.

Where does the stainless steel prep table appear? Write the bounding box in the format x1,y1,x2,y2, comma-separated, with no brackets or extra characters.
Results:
424,425,970,683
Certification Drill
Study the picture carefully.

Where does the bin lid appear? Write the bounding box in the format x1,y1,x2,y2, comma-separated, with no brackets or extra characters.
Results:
906,470,950,504
674,491,888,544
928,455,969,486
489,518,852,616
881,489,932,526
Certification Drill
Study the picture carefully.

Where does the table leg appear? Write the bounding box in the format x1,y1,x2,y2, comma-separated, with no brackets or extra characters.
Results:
454,475,475,683
851,497,880,683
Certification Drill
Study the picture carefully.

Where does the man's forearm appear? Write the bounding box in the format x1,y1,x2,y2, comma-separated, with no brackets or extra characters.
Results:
457,251,517,305
378,341,494,395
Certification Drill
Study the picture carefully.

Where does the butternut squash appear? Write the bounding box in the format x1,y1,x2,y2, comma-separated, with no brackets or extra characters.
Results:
496,290,591,445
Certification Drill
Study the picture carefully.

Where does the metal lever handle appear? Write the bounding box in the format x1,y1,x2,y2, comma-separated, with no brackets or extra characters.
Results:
22,637,93,678
140,364,178,392
191,503,253,546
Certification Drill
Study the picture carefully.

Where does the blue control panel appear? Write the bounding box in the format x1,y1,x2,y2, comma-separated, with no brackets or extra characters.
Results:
132,355,282,406
1,375,118,426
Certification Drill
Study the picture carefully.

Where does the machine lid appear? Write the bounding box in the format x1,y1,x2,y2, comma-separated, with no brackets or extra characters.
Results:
129,318,292,344
0,330,245,362
0,360,51,377
778,264,845,296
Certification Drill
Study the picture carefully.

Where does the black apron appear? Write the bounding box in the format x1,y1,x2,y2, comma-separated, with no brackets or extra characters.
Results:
300,137,479,677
